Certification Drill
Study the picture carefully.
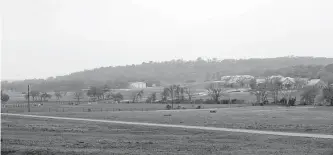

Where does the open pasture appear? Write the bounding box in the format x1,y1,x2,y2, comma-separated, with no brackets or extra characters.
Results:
1,102,249,113
2,114,333,155
27,106,333,135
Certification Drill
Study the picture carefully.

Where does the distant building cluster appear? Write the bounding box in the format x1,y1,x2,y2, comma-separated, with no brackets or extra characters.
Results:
209,75,329,90
128,82,147,89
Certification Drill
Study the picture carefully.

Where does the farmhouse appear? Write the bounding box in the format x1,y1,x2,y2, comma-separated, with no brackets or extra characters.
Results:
306,79,327,89
280,77,296,89
295,78,309,88
220,75,255,88
129,82,147,89
268,75,284,81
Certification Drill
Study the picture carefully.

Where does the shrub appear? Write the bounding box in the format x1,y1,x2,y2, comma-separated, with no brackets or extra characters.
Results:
288,98,296,106
210,110,217,113
166,105,172,110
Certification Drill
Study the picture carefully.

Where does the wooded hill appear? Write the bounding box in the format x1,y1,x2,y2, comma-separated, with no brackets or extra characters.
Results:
2,56,333,92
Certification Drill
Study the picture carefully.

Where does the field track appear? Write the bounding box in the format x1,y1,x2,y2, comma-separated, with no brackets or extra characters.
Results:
2,113,333,139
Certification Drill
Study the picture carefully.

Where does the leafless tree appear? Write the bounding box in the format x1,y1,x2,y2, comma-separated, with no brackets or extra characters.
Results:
54,92,62,101
40,92,52,101
74,91,84,104
161,87,169,103
184,87,194,103
300,86,319,105
163,85,178,108
132,90,144,103
206,83,227,104
267,78,283,104
30,91,40,101
250,80,269,105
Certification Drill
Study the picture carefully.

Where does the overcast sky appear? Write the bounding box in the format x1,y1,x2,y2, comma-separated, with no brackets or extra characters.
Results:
1,0,333,80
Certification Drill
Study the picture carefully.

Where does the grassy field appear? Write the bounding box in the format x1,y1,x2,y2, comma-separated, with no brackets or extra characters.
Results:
5,87,256,104
26,106,333,135
2,115,333,155
1,102,249,113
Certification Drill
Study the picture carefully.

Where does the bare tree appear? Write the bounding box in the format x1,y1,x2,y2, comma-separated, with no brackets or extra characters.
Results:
175,85,185,102
146,92,157,103
150,92,157,103
112,92,123,103
105,92,113,100
87,86,103,100
131,92,137,103
206,83,227,104
267,78,282,104
54,92,62,102
102,84,110,100
24,94,29,101
40,92,52,101
184,87,194,103
250,80,269,106
300,86,319,105
161,87,169,103
132,90,144,103
30,91,40,101
161,85,178,108
322,86,333,106
74,91,84,104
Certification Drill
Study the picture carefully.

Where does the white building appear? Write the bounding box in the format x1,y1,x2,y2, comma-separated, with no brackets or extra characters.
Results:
280,77,296,89
306,79,327,89
220,75,255,88
129,82,147,89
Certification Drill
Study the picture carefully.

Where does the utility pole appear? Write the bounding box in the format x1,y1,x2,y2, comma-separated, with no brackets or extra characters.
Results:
28,85,30,112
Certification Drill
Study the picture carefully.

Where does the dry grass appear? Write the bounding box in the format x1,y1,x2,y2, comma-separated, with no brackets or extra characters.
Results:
1,102,249,113
2,116,333,155
27,106,333,134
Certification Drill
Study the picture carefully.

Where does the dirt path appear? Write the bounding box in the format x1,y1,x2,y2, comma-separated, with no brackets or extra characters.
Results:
2,113,333,139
